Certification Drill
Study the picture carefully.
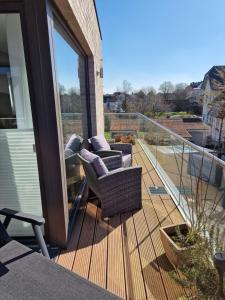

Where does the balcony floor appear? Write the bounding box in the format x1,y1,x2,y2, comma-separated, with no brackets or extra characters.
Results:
57,142,191,300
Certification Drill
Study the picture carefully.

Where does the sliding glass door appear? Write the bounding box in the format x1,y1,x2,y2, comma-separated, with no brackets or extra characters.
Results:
52,20,87,218
0,13,42,236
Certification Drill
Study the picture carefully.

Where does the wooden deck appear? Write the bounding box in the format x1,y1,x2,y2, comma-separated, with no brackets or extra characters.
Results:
57,142,190,300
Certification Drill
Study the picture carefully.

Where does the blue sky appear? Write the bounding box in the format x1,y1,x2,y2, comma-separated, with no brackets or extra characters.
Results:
96,0,225,93
53,29,80,92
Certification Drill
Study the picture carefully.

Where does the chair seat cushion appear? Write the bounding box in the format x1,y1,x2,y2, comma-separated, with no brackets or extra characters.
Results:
80,149,109,177
65,134,83,152
90,134,111,151
122,154,132,167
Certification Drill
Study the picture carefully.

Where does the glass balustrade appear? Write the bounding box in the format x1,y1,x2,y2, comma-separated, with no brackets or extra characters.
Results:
105,113,225,237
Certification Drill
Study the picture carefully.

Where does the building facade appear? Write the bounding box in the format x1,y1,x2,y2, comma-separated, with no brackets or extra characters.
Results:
202,66,225,143
0,0,103,247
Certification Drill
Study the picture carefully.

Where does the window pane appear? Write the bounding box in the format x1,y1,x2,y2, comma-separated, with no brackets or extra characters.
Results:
0,14,42,236
53,25,86,217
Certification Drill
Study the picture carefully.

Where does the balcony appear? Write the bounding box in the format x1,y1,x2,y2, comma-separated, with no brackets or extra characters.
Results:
57,113,225,300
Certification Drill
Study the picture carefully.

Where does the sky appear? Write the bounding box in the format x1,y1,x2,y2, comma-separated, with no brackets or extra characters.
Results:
53,29,80,92
96,0,225,93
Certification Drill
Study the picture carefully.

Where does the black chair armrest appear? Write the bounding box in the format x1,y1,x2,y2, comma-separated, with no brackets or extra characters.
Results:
0,209,49,258
0,208,45,226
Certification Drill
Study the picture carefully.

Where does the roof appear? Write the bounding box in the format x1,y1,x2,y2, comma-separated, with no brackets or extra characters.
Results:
190,81,202,88
110,119,140,132
202,65,225,90
157,119,210,139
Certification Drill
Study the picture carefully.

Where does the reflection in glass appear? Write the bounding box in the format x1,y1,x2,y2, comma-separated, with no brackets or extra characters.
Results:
53,25,85,217
0,14,42,236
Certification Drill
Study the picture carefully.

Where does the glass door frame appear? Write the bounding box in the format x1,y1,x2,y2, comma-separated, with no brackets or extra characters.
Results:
0,0,92,247
0,1,49,238
47,3,92,239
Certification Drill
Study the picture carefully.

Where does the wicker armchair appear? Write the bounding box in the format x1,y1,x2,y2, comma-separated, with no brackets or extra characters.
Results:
78,153,142,217
88,136,133,167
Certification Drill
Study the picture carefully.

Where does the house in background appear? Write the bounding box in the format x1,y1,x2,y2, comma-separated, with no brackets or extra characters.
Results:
157,117,210,146
103,92,126,112
202,65,225,143
0,0,103,247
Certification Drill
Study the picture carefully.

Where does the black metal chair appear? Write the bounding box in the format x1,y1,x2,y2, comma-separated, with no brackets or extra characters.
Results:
0,208,49,258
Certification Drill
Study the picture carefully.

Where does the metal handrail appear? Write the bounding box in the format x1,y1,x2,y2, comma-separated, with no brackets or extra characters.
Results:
104,112,225,168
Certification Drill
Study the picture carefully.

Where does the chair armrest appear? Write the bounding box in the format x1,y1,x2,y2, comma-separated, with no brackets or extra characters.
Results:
98,166,142,189
102,155,122,170
110,143,132,154
65,153,80,166
94,150,122,158
0,208,45,226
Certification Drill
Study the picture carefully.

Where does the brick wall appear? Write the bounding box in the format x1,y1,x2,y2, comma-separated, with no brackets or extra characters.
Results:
54,0,104,137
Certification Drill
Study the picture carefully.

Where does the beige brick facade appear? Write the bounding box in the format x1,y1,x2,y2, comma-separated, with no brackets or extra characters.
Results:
54,0,104,136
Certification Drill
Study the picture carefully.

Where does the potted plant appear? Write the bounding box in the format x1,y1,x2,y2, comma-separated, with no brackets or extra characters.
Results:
160,223,198,267
160,152,225,269
169,225,225,299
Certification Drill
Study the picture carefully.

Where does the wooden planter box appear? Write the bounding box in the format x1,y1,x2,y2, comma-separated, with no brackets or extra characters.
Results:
160,223,194,268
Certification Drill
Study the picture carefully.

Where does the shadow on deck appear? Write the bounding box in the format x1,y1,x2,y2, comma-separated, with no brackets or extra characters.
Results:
57,143,190,300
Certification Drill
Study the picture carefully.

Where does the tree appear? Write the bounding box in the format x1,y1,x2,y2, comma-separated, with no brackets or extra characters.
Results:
173,82,189,111
122,80,133,94
175,83,188,90
159,81,174,101
59,84,66,95
120,80,133,112
141,86,156,96
208,90,225,158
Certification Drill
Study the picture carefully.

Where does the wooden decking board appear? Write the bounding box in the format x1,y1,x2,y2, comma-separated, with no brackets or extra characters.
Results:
143,201,185,300
121,213,147,300
107,214,127,299
133,209,168,300
72,203,97,278
136,147,186,299
88,208,108,289
57,142,188,299
56,204,86,269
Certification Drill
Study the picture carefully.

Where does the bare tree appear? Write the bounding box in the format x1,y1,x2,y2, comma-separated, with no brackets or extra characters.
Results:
159,81,174,101
59,84,66,95
122,80,133,94
141,86,156,95
120,80,133,112
175,83,188,90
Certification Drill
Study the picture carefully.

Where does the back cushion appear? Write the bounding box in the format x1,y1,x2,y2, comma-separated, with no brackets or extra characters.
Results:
90,134,110,151
65,134,83,152
80,149,108,177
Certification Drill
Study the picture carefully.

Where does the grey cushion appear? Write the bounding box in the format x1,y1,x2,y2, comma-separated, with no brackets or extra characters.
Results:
90,134,111,151
80,149,108,177
122,154,132,168
65,134,83,152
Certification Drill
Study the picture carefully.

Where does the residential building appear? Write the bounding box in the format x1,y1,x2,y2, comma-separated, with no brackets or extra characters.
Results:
202,66,225,142
103,92,126,112
157,117,210,146
0,0,103,247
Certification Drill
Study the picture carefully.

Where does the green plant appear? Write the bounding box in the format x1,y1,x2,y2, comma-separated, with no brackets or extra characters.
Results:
167,145,225,297
170,226,225,299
